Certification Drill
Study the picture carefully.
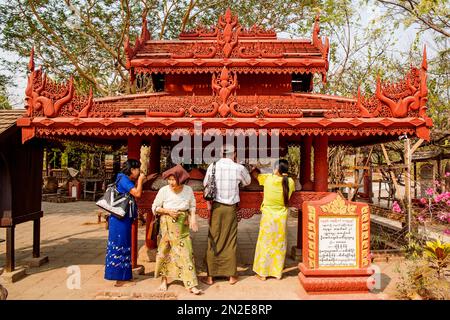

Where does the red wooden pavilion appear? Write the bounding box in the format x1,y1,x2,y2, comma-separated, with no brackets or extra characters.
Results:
17,9,431,282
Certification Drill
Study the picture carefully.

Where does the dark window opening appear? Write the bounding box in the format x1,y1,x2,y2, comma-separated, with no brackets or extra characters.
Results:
291,73,312,92
151,73,165,92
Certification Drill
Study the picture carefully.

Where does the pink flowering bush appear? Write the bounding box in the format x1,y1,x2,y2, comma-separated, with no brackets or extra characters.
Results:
413,184,450,236
392,201,403,213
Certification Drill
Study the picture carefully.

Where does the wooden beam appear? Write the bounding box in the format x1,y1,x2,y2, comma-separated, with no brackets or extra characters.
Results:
414,162,418,199
32,218,41,258
348,147,373,201
372,164,409,170
381,144,401,200
405,138,412,233
6,226,15,272
410,139,424,155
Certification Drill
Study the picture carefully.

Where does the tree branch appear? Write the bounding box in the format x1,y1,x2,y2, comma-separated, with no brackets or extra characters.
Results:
64,0,128,80
377,0,449,37
27,0,107,94
180,0,196,33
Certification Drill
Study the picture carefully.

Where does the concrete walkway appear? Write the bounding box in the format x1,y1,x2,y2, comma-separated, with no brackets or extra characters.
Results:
0,201,399,300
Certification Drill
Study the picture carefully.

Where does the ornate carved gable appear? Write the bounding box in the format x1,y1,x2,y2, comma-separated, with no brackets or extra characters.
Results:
354,46,431,121
24,48,94,119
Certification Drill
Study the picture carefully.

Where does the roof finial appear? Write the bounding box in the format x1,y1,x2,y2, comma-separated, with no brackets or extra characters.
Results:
225,7,232,21
312,13,321,47
314,13,320,32
422,44,427,71
140,14,151,42
28,47,35,72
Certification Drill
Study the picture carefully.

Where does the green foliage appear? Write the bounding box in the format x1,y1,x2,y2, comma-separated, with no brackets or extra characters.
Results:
0,1,363,96
396,238,450,300
0,74,11,109
423,239,450,277
403,232,425,259
396,258,450,300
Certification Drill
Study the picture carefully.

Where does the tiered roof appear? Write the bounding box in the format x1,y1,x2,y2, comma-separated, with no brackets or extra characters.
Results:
16,8,432,145
125,9,329,81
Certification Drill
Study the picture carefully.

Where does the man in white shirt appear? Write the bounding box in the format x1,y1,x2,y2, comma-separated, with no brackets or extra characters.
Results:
201,145,251,285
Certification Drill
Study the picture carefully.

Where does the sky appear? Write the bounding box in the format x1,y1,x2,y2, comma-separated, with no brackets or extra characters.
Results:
0,2,439,109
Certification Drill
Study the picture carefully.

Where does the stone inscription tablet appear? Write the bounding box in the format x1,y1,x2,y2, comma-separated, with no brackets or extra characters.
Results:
318,217,357,268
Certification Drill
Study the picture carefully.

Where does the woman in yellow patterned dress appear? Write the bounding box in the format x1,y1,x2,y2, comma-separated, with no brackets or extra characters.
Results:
152,165,202,295
251,159,295,280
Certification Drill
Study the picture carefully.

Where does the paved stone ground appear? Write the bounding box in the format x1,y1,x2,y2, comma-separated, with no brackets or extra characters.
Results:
0,201,400,300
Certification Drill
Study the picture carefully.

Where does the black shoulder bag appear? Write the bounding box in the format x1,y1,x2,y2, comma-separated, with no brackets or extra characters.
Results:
96,177,134,220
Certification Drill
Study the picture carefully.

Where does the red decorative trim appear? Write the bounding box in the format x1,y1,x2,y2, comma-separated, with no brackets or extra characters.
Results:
211,66,238,117
21,126,35,144
263,108,303,118
77,88,93,118
133,66,327,75
146,108,185,117
189,102,219,117
31,125,421,139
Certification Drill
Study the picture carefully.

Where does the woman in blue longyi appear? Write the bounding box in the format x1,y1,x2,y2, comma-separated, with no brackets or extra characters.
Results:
104,159,151,287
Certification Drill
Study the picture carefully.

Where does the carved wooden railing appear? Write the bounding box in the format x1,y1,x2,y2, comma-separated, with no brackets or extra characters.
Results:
137,190,330,221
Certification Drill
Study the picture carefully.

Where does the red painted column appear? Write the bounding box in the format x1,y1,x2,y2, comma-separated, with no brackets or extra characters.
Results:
145,136,161,249
313,135,329,192
300,136,313,191
128,136,141,268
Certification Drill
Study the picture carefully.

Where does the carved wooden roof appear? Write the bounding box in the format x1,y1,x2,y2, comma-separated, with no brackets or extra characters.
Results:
17,10,432,145
125,9,330,80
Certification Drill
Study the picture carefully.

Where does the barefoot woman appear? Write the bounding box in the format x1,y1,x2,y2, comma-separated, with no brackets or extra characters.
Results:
152,165,202,295
104,159,146,287
252,159,295,280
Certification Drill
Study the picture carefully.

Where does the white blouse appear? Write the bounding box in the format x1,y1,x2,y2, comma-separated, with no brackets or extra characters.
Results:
151,185,196,213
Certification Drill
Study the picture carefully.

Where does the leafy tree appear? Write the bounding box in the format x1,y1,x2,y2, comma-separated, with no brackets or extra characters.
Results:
0,74,11,109
0,1,364,96
375,0,449,37
373,0,449,130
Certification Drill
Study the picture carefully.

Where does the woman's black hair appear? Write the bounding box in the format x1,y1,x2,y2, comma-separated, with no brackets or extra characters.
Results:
121,159,141,176
274,159,290,207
